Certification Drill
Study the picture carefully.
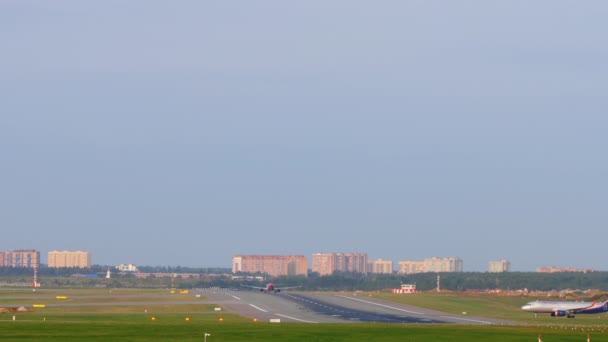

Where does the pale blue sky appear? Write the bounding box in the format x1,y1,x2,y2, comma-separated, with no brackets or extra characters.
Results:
1,1,607,271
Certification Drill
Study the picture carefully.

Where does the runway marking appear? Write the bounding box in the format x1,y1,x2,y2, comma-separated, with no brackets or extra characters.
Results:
275,313,318,323
336,295,424,315
439,316,492,324
249,304,268,312
231,295,241,300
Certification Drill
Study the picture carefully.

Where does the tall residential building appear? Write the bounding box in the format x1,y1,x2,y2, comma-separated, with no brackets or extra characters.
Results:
0,252,5,266
334,253,368,274
232,255,308,277
398,257,463,274
398,260,425,274
488,259,511,273
311,252,368,275
48,251,91,268
428,257,463,273
311,253,335,276
368,259,393,274
2,250,40,268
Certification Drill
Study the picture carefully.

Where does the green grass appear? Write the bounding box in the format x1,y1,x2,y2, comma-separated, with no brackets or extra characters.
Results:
1,318,607,341
0,304,218,315
0,288,204,305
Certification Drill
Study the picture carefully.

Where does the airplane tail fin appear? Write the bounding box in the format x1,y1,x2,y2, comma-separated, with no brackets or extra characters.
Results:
593,299,608,308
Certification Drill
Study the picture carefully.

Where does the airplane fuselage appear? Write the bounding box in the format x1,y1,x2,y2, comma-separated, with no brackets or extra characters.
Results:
241,282,299,293
263,284,277,292
522,300,608,318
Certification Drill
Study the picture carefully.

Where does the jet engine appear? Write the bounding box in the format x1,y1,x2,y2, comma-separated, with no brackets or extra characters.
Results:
550,310,567,317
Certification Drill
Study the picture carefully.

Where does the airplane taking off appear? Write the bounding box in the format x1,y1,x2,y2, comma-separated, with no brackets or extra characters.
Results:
522,299,608,318
241,283,301,293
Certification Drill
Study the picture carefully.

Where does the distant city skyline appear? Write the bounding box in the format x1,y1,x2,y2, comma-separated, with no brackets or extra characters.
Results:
4,247,604,274
2,1,608,272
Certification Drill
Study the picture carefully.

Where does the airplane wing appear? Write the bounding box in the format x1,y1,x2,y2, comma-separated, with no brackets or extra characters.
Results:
277,286,301,290
240,284,264,290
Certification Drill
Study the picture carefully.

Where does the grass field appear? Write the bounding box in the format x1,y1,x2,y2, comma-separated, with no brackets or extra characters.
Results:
2,317,607,342
1,288,608,341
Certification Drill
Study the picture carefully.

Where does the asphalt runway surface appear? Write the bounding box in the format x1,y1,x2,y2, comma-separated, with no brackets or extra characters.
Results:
2,288,515,325
197,288,514,325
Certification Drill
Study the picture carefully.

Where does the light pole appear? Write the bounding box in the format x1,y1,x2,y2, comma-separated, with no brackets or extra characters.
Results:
204,332,211,342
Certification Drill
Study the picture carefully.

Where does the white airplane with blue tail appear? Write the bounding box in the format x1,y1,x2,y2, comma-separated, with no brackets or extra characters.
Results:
522,299,608,318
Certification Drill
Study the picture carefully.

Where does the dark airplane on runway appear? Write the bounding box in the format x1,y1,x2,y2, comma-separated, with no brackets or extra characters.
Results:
241,283,301,293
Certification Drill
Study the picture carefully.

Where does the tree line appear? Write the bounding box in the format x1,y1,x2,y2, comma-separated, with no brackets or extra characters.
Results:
2,266,607,291
210,271,608,292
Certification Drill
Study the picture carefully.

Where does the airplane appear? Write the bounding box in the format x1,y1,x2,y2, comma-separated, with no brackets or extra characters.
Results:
241,283,301,293
521,299,608,318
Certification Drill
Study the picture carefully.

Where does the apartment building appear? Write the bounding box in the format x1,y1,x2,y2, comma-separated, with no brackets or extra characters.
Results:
488,259,511,273
311,252,368,275
1,250,40,268
311,253,335,276
48,250,91,268
536,266,594,273
232,255,308,277
398,257,463,274
368,259,393,274
398,260,425,274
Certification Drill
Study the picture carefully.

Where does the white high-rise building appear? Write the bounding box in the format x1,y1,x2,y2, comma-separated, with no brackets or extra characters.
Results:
368,259,393,274
488,260,511,273
398,257,463,274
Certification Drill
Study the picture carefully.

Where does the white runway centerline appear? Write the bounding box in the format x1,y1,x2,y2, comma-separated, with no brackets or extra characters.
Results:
249,304,268,312
439,316,492,324
275,313,318,323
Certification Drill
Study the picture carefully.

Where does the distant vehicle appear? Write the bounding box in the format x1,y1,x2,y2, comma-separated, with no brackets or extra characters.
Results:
241,283,301,293
521,299,608,318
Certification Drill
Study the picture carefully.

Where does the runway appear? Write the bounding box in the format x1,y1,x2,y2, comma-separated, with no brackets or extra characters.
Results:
197,288,513,325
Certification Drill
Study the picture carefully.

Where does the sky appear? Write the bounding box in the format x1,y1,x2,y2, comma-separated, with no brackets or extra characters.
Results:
1,1,607,272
